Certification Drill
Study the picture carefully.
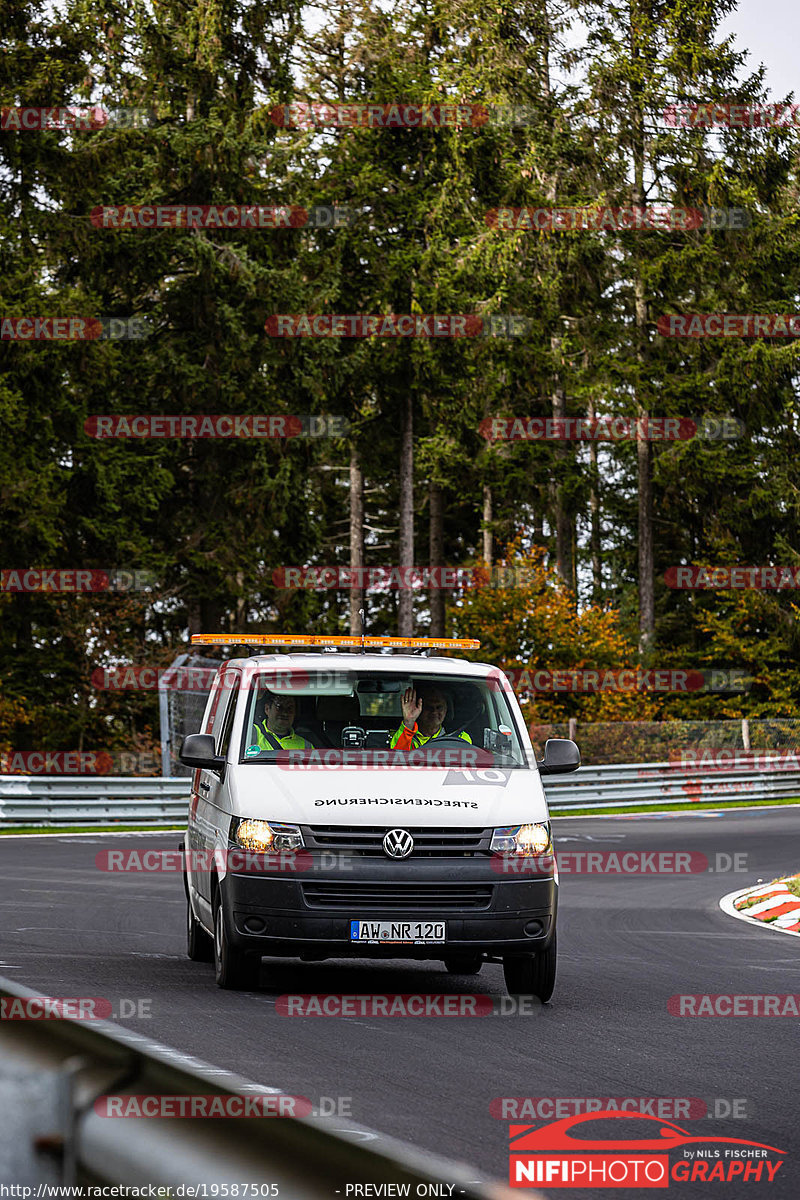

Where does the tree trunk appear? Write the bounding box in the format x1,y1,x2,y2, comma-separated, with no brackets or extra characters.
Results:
588,395,602,601
482,484,493,566
541,18,571,592
571,519,578,596
636,294,655,654
397,393,414,635
551,336,571,587
349,448,364,635
429,481,445,636
631,0,655,655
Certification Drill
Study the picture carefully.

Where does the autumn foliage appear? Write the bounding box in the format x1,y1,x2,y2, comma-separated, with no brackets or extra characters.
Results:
452,544,660,723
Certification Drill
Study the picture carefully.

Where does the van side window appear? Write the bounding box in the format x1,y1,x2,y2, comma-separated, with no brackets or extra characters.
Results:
213,673,240,755
216,695,237,756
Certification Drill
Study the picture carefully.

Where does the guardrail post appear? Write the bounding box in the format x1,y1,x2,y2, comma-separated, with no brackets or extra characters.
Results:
0,975,525,1195
568,717,577,742
742,718,750,751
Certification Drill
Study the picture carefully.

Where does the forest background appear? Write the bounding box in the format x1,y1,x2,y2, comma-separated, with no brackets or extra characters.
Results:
2,0,800,759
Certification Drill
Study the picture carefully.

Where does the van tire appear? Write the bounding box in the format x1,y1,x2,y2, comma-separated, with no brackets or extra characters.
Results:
187,895,214,962
503,934,557,1002
213,896,260,990
443,955,483,975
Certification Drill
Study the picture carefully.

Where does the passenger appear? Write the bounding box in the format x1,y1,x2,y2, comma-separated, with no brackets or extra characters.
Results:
253,691,313,750
390,685,472,752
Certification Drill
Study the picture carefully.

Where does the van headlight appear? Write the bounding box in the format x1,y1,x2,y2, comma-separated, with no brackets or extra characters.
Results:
233,819,304,852
491,822,551,856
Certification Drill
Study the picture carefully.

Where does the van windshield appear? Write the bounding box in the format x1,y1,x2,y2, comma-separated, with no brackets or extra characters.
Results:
239,668,530,769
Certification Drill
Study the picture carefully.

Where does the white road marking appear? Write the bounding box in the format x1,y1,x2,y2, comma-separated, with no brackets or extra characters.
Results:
329,1129,377,1141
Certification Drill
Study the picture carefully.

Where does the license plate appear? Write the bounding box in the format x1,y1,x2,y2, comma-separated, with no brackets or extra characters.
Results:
350,920,446,944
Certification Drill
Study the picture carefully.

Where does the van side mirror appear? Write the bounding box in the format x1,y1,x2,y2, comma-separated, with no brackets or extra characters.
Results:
180,733,226,773
538,738,581,775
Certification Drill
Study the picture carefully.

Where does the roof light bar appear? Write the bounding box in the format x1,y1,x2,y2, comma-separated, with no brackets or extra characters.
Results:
190,634,480,650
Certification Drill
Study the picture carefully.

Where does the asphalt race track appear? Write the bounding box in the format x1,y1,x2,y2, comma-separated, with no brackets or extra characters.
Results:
1,807,798,1199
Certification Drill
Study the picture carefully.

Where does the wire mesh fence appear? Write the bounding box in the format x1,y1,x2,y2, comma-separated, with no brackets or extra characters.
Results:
530,719,800,765
159,653,222,776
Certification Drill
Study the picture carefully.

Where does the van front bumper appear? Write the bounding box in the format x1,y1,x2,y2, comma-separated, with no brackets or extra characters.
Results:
219,856,556,958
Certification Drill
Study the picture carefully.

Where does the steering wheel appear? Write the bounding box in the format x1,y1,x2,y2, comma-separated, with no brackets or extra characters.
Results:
425,734,475,749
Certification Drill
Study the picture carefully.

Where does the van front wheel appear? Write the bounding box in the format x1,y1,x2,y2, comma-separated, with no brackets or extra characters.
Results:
187,896,213,962
213,897,260,990
503,934,556,1002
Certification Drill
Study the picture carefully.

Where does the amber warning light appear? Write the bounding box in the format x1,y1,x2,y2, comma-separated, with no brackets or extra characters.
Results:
190,634,480,650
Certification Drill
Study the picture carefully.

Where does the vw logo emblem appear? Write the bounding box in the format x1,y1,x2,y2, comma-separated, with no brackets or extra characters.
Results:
383,828,414,859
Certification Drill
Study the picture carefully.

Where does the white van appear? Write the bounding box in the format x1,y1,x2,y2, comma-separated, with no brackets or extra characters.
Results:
180,636,580,999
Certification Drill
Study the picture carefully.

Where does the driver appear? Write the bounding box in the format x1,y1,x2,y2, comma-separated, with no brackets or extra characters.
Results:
390,684,472,752
253,691,313,751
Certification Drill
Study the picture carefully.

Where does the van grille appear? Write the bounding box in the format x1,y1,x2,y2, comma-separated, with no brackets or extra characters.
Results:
301,825,491,857
301,881,494,912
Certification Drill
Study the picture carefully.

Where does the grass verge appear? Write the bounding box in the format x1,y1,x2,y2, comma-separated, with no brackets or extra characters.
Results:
551,796,800,818
0,824,184,836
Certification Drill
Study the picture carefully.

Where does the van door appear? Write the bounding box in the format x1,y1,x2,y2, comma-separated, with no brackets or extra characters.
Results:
194,667,239,911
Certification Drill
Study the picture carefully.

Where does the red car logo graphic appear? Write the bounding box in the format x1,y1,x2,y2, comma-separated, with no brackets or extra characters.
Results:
510,1111,785,1154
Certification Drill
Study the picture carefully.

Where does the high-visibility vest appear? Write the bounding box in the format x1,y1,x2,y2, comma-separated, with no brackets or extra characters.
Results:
389,723,472,750
254,721,311,751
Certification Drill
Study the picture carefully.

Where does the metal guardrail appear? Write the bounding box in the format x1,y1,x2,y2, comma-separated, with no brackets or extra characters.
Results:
0,775,189,824
542,759,800,810
2,760,800,825
0,974,526,1193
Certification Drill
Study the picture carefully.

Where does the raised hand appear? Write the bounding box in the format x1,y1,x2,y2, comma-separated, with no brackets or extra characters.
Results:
401,686,422,729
